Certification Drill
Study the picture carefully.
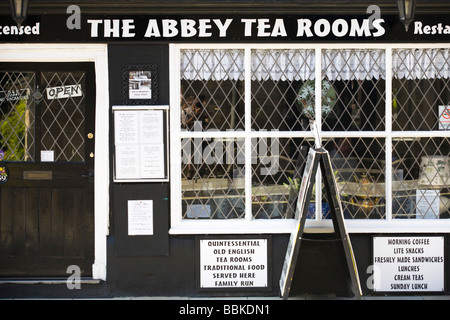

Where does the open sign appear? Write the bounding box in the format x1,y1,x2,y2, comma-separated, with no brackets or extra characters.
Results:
46,84,82,100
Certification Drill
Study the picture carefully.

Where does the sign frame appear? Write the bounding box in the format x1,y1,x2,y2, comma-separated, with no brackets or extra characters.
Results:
279,147,362,299
122,64,158,105
195,235,273,292
113,105,169,182
372,235,445,293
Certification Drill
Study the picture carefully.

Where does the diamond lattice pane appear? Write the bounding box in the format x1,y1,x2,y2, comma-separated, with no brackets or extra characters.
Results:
392,137,450,219
251,49,315,131
0,72,35,161
41,71,86,162
393,49,450,131
252,138,315,219
181,137,245,219
322,49,386,131
324,137,386,219
181,49,245,131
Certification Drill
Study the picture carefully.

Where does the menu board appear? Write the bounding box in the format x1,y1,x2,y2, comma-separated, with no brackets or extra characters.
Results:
199,238,268,289
113,106,169,182
373,236,444,292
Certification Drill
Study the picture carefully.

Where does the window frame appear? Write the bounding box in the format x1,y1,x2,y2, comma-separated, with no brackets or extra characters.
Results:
169,43,450,235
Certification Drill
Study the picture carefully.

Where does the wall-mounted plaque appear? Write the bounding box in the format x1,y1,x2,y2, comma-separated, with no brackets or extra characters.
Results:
123,64,158,105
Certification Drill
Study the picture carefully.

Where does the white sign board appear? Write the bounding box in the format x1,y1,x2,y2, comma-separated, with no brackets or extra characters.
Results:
113,106,168,182
439,105,450,130
46,84,82,100
127,200,153,236
373,237,444,292
200,239,268,289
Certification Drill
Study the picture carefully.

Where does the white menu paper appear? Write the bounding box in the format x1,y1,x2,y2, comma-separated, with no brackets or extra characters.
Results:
114,108,166,181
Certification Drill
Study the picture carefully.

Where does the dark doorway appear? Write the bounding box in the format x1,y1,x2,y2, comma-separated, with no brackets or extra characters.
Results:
0,62,95,277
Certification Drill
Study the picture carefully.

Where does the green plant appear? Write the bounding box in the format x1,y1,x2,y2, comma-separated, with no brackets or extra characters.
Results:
0,100,26,161
296,80,337,119
283,170,344,200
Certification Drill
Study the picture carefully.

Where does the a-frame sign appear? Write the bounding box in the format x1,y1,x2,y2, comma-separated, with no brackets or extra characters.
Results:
279,147,362,299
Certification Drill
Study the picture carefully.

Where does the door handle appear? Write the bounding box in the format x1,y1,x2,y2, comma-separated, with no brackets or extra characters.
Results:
81,171,94,178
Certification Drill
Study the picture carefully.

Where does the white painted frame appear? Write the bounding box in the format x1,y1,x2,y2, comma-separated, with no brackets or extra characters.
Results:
170,43,450,235
0,44,109,280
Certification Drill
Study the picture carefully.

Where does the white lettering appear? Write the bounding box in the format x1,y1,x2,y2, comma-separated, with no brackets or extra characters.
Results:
271,19,287,37
257,19,271,37
414,21,450,35
332,19,349,37
314,19,330,37
87,19,102,37
371,19,386,37
213,19,233,37
162,19,178,37
144,19,161,37
198,19,212,37
121,19,135,38
296,19,314,37
349,19,371,37
181,19,196,37
104,19,120,37
241,19,256,37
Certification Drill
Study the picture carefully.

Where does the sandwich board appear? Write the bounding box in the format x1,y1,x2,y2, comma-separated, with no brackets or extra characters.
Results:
279,147,362,299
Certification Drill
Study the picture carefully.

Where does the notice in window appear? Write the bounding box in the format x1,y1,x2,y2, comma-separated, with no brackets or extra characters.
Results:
416,189,440,219
439,105,450,130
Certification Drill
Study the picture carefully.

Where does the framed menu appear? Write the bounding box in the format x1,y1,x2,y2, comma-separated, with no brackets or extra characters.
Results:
113,105,169,182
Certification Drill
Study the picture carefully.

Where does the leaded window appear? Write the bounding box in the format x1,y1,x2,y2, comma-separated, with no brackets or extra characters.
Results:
172,45,450,233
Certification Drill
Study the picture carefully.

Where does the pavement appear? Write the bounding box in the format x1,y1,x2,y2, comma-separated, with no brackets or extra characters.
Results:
3,295,450,300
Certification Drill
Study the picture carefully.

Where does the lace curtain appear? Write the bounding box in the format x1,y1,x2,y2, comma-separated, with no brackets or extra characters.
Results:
393,48,450,79
181,48,450,81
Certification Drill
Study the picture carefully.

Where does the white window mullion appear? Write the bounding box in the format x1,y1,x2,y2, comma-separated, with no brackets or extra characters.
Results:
385,47,393,221
244,47,253,221
315,47,322,222
170,44,183,227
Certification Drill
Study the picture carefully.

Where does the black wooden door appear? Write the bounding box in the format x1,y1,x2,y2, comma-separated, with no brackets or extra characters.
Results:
0,63,95,277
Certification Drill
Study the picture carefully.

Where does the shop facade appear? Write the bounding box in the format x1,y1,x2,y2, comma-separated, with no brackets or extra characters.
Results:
0,0,449,298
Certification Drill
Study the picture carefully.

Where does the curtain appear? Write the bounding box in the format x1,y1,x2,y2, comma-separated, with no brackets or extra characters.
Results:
180,48,450,81
393,48,450,80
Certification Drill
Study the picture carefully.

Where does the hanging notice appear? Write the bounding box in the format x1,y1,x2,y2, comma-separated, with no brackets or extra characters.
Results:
128,200,153,235
373,237,444,292
416,189,440,219
199,239,268,289
113,106,168,182
439,105,450,130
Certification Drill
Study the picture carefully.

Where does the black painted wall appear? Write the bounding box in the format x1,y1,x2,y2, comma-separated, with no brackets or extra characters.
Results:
0,43,448,298
104,44,450,298
106,43,351,297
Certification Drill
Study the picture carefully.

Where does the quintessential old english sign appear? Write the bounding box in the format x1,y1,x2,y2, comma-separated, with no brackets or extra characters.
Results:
373,237,444,292
199,238,268,289
1,14,450,42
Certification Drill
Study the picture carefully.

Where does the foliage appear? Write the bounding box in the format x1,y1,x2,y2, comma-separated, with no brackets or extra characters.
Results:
0,100,26,161
296,80,337,119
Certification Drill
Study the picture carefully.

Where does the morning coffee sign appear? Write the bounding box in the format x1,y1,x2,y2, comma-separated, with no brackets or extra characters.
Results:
373,237,444,292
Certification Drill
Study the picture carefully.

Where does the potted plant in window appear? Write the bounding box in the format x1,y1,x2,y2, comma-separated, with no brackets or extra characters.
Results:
296,80,337,120
283,171,342,219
